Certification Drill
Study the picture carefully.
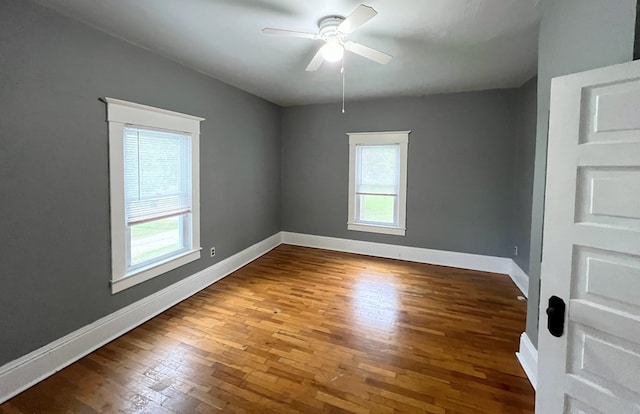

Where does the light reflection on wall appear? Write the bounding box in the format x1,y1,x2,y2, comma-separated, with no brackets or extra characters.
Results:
352,274,399,335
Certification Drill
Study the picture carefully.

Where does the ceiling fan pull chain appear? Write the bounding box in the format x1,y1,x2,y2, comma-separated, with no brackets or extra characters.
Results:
341,57,345,113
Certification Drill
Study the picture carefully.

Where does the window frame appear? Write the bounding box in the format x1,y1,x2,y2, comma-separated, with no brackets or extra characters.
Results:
347,131,410,236
106,97,204,294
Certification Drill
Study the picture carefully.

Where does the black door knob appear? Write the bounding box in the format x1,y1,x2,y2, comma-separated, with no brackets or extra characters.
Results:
547,296,565,338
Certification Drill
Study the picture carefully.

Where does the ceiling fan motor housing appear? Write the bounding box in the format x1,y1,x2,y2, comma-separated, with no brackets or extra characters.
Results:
319,16,345,41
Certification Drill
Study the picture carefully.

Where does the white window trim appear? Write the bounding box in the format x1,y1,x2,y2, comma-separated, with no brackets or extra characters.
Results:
347,131,410,236
105,97,204,294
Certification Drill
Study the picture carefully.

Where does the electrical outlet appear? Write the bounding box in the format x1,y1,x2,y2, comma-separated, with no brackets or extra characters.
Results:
210,247,216,257
514,245,518,256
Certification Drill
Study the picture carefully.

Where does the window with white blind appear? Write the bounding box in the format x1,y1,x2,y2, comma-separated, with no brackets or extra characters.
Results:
106,98,204,293
347,131,409,236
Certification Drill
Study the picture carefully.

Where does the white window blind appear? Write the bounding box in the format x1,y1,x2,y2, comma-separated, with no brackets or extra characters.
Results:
124,127,192,225
355,144,400,225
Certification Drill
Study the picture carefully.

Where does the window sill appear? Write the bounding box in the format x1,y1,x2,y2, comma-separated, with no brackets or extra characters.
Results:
347,223,406,236
111,248,201,294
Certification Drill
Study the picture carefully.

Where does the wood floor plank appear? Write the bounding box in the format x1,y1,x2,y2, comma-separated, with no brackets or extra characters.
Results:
0,245,534,413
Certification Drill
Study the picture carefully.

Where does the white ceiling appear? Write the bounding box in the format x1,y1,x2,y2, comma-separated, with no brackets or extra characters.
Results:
36,0,542,106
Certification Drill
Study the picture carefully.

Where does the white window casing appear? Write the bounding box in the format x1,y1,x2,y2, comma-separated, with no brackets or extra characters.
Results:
105,98,204,294
347,131,410,236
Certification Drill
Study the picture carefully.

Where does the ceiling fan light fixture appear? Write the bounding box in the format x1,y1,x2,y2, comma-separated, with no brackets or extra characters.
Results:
321,40,344,62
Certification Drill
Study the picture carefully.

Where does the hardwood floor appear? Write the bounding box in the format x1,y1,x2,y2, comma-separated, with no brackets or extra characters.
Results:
1,245,534,413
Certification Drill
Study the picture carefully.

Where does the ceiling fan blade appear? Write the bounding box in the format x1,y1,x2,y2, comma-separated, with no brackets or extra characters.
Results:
261,28,319,39
344,41,392,64
305,48,325,72
338,4,377,34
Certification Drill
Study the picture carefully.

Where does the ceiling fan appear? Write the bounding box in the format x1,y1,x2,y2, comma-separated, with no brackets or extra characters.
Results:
261,4,392,72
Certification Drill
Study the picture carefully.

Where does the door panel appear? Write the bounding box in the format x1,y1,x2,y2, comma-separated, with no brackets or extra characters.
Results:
572,247,640,313
566,397,603,414
585,259,640,306
581,79,640,141
592,81,640,133
581,335,640,393
588,173,640,219
576,169,640,228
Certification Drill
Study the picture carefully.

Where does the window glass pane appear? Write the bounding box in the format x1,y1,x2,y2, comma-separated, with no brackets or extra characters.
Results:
356,145,399,194
130,215,187,266
357,194,396,224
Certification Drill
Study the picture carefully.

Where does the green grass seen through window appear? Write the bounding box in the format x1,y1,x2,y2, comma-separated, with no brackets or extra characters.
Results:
359,195,395,224
130,217,182,265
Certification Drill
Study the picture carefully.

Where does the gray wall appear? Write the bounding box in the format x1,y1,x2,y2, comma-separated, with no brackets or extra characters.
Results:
527,0,636,346
281,91,517,258
511,77,537,273
0,0,281,366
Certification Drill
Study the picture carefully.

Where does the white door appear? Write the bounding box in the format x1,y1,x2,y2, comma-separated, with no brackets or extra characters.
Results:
538,59,640,414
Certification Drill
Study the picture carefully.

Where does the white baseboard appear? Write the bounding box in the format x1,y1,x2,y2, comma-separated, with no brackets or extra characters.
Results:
509,261,529,298
516,332,538,390
0,233,281,405
281,232,513,275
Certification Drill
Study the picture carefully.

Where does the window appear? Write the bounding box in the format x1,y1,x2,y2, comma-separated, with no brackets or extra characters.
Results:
347,131,409,236
106,98,204,293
